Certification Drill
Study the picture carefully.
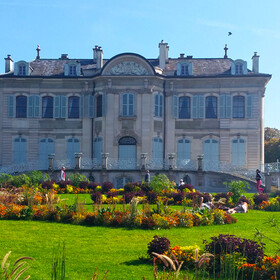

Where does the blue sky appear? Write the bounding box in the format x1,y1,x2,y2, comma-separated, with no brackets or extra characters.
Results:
0,0,279,128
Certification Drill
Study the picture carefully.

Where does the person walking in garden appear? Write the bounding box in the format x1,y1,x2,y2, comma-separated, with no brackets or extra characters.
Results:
255,169,264,194
60,166,66,181
145,170,150,183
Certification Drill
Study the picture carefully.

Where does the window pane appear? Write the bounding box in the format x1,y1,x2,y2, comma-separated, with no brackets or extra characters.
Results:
42,96,53,118
179,97,190,119
122,94,134,116
96,95,103,117
16,96,27,118
205,96,217,118
68,96,79,118
233,96,245,118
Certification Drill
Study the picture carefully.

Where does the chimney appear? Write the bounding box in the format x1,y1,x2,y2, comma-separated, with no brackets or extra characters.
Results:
4,55,13,73
60,54,69,59
252,52,259,73
93,45,103,69
179,53,185,59
158,40,169,70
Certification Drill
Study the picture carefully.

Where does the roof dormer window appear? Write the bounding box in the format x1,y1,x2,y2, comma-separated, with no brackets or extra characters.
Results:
235,63,243,75
177,62,193,76
14,61,30,76
64,62,80,76
181,64,189,76
69,65,77,76
231,59,248,75
19,65,26,76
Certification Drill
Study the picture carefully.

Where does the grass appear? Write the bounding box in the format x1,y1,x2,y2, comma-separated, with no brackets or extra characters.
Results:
1,209,280,279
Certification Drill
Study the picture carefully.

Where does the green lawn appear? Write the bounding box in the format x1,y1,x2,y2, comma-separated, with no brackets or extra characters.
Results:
1,208,280,279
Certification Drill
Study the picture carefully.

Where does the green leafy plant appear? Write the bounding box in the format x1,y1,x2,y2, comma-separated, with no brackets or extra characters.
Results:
149,174,174,194
68,173,89,188
224,180,250,204
27,171,50,187
1,251,34,280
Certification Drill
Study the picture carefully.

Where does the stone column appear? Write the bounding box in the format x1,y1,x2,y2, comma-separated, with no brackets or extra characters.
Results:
75,153,83,169
168,153,176,170
48,154,55,171
197,154,204,171
141,153,148,170
102,153,109,170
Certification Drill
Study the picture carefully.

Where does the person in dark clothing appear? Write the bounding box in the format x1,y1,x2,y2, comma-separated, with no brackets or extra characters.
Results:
145,170,150,182
256,169,264,194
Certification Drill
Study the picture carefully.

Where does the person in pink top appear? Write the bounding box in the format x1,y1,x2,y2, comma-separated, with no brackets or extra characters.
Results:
255,169,264,194
60,166,66,181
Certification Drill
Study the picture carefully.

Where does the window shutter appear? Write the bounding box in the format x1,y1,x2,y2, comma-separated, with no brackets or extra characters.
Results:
154,94,158,117
61,96,66,118
176,63,182,76
102,93,106,116
230,62,236,75
172,95,178,118
76,63,81,76
198,95,205,118
225,95,232,118
80,95,84,118
64,64,69,76
54,96,61,118
8,96,15,118
28,96,34,118
219,95,225,118
188,63,193,75
192,95,198,118
159,94,163,117
34,95,40,117
88,95,95,118
246,95,253,118
243,61,248,75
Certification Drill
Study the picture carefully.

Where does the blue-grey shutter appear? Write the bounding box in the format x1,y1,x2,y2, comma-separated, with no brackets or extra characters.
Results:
198,95,205,118
76,63,81,76
14,63,19,76
188,63,193,75
231,62,236,75
192,95,198,118
177,63,182,76
80,95,84,118
61,96,67,118
88,95,95,118
246,95,253,118
28,96,34,118
225,95,232,118
13,138,27,164
34,95,40,117
102,93,106,116
8,96,15,118
172,95,178,118
243,61,248,75
54,96,60,118
159,94,163,117
64,64,69,76
219,95,225,118
154,94,158,117
93,137,103,164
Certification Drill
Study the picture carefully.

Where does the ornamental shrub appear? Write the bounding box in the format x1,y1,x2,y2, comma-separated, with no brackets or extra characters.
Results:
68,173,89,187
204,234,264,264
149,174,174,194
123,192,135,203
253,193,269,205
87,182,100,191
124,182,136,193
213,193,230,204
41,180,55,190
178,184,194,192
146,191,158,204
91,192,102,204
102,181,114,193
147,235,170,258
28,171,50,187
79,181,89,189
11,174,31,188
169,192,185,204
224,180,250,204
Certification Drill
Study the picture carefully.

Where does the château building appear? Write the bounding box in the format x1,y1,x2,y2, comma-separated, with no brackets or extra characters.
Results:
0,41,271,188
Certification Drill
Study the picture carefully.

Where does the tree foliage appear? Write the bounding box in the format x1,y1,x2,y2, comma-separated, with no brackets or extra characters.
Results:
265,127,280,163
265,127,280,142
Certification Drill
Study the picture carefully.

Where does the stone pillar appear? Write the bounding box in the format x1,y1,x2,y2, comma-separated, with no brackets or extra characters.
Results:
168,153,176,170
141,153,148,170
197,154,204,171
102,153,109,170
264,172,272,193
75,153,83,169
48,154,55,171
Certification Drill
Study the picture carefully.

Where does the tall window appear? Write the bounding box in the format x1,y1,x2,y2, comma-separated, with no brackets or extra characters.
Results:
67,138,80,167
69,65,76,76
122,93,134,116
233,96,245,118
203,139,219,170
39,138,54,170
152,137,163,168
232,139,246,166
96,95,103,117
154,93,163,117
18,65,26,76
179,97,191,119
93,137,103,164
118,136,137,169
68,96,79,118
42,96,53,118
235,63,243,75
177,139,191,167
205,96,217,118
16,96,27,118
13,137,27,164
181,64,189,76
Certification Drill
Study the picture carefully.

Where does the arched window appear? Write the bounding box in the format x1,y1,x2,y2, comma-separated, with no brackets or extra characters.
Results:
205,96,217,118
177,139,191,167
232,138,246,166
13,137,27,164
67,138,80,167
42,96,53,118
152,137,163,168
203,138,219,170
118,136,137,169
39,138,54,170
68,96,80,118
179,97,191,119
122,93,134,116
233,96,245,118
93,137,103,164
16,96,27,118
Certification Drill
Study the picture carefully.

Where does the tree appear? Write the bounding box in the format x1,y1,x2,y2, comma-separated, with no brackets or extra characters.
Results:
265,127,280,142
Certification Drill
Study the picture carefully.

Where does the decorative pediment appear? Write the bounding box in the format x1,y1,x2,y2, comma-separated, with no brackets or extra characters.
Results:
109,61,149,76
